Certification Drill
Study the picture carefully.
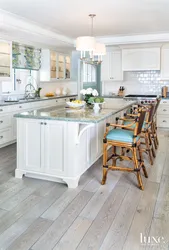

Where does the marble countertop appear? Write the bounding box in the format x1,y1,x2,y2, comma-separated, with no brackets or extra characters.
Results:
0,95,77,107
14,102,136,123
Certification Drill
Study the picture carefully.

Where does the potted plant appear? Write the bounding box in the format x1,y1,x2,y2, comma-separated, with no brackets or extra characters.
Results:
80,88,99,106
88,96,105,110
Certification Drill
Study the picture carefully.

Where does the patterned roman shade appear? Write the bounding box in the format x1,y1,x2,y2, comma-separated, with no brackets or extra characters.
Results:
12,43,41,70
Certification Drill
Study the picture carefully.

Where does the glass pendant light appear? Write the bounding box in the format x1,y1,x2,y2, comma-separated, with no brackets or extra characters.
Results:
76,14,106,63
93,42,106,63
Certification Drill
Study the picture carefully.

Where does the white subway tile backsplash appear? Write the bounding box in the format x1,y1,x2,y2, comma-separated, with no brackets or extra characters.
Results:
103,70,169,96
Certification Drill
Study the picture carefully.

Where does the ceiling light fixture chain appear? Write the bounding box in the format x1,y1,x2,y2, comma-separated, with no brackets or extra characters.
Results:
89,14,96,37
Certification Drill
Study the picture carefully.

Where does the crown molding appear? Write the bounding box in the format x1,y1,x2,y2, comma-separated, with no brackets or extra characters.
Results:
0,9,74,49
96,33,169,45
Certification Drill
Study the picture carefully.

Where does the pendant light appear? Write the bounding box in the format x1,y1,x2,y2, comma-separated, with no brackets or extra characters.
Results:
76,14,106,64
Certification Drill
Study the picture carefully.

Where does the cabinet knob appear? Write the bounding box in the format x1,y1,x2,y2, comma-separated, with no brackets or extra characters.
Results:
44,122,47,125
163,101,167,103
19,106,22,108
0,109,3,112
0,121,3,123
0,136,3,139
56,100,58,102
40,122,43,125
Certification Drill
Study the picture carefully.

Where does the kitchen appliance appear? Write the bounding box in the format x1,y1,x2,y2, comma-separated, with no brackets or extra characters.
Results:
124,94,157,104
162,86,168,98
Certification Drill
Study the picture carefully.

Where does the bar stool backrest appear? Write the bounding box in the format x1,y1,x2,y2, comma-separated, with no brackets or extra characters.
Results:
154,98,161,116
147,104,156,123
134,109,146,136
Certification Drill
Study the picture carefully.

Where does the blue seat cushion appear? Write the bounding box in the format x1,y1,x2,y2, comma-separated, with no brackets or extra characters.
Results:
106,129,139,143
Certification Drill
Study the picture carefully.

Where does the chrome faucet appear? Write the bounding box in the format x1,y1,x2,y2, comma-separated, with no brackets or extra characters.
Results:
24,83,36,99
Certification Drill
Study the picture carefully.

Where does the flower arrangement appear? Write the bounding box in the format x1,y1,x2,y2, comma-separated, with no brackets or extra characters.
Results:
80,88,99,105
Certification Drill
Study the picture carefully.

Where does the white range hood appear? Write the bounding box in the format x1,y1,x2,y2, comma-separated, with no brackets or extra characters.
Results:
122,47,161,71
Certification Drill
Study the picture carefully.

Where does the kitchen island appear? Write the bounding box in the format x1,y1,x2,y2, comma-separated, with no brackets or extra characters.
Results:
14,102,135,188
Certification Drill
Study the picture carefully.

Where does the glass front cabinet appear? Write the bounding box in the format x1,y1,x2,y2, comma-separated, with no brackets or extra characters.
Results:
0,41,12,79
40,49,71,81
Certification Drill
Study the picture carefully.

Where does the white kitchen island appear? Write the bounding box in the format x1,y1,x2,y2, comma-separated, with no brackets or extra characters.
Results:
14,102,135,188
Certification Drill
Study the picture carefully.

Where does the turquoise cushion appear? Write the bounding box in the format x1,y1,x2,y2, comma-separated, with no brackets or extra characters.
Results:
106,129,139,143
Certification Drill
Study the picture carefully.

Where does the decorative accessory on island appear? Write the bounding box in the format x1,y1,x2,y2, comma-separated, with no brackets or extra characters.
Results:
76,14,106,64
80,88,99,105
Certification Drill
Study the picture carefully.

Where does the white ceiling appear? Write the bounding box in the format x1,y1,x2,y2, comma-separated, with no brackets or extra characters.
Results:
0,0,169,39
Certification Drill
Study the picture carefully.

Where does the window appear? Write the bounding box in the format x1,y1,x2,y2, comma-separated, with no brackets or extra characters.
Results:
83,63,96,83
2,69,39,93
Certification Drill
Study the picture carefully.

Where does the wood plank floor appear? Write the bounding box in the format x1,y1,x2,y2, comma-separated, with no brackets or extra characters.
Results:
0,129,169,250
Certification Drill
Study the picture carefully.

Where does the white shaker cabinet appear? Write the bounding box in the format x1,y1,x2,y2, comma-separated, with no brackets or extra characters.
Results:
43,121,65,174
22,120,42,172
19,119,65,174
0,41,12,80
122,48,160,71
161,48,169,80
101,51,123,81
157,99,169,128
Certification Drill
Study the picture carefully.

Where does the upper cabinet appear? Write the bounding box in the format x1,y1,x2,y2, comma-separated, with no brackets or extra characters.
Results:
122,48,160,71
40,49,71,82
101,51,123,81
161,48,169,79
0,41,12,80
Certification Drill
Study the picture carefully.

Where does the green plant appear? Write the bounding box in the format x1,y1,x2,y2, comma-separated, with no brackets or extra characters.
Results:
88,97,104,103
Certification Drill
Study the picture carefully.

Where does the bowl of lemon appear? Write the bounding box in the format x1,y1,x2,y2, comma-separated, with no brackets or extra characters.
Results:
66,100,86,108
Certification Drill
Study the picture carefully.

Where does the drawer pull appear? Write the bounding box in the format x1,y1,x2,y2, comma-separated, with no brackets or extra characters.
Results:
19,106,22,108
0,136,3,139
0,121,3,123
163,109,167,111
163,101,167,103
0,109,3,112
163,120,167,122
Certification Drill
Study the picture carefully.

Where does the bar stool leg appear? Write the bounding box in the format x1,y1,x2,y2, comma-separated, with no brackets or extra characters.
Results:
102,141,108,185
145,132,153,165
133,147,144,190
112,146,117,165
138,144,148,178
148,130,156,158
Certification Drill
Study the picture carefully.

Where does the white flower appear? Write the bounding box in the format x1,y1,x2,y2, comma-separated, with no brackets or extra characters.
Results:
86,88,93,95
80,89,87,95
92,89,99,96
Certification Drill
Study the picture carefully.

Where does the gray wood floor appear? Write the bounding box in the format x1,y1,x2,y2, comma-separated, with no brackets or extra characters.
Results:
0,129,169,250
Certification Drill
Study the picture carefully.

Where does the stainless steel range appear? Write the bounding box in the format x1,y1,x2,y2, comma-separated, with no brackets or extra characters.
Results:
124,94,157,104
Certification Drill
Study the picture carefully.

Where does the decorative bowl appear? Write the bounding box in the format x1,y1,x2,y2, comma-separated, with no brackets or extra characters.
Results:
66,101,86,108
